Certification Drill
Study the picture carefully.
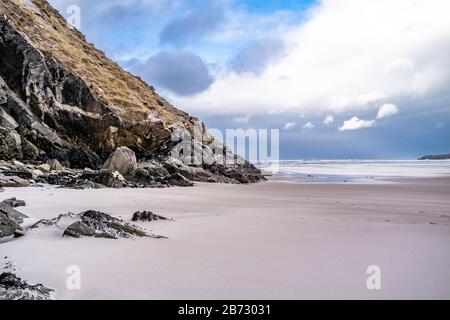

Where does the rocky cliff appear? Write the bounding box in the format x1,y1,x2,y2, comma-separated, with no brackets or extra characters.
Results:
0,0,262,185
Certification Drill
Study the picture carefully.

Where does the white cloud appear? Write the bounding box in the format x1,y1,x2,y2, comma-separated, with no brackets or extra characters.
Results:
232,115,251,124
338,117,376,131
323,115,334,125
303,122,315,130
283,122,296,130
377,103,399,119
171,0,450,117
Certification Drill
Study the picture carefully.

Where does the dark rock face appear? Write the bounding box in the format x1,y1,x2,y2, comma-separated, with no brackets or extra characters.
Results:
0,1,264,184
0,272,54,300
132,211,169,222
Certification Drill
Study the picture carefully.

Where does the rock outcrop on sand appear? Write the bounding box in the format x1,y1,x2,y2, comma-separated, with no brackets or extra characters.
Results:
63,210,157,239
27,210,165,240
0,0,263,185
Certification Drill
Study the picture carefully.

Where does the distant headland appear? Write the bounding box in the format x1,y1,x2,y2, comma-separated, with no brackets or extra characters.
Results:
419,153,450,160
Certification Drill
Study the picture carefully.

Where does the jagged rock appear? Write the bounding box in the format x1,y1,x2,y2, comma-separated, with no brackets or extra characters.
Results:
0,273,54,300
63,221,97,238
1,197,26,208
63,210,152,239
132,211,169,222
0,175,30,188
68,146,102,169
103,147,137,175
0,212,21,238
0,202,28,224
47,159,63,171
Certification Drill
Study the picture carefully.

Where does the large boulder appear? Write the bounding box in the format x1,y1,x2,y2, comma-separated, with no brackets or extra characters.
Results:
46,159,64,171
103,147,137,175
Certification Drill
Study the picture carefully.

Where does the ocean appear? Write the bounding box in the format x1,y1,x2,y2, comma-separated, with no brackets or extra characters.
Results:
258,160,450,184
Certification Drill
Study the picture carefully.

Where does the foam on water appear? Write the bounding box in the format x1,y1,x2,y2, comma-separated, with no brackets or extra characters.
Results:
258,160,450,184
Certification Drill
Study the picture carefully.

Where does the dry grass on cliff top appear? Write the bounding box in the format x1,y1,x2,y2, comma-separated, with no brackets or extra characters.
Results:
0,0,190,125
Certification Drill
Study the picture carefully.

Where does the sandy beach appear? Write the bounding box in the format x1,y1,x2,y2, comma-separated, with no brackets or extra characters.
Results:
1,177,449,300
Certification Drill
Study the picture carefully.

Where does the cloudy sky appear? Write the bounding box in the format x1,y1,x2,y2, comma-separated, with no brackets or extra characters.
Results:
49,0,450,159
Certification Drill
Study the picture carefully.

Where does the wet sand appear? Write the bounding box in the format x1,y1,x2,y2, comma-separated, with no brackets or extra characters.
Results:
1,177,450,299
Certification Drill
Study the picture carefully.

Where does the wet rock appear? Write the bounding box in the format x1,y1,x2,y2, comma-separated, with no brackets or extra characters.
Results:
1,197,26,208
0,273,54,300
103,147,137,175
132,211,169,222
